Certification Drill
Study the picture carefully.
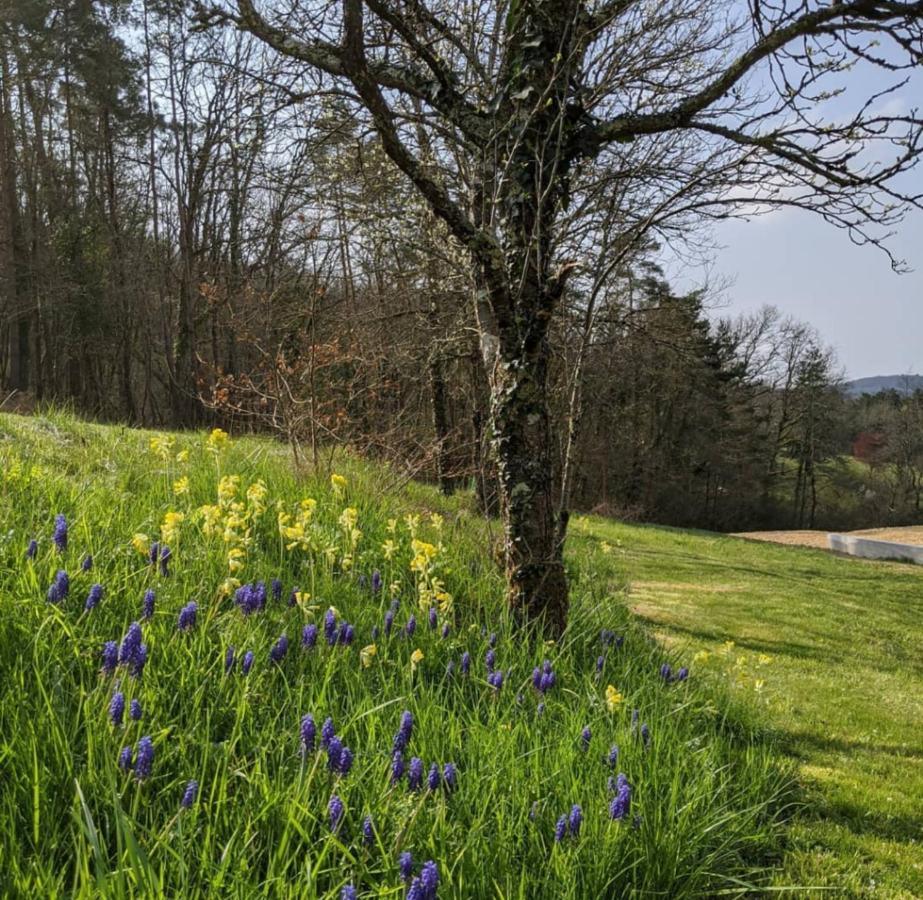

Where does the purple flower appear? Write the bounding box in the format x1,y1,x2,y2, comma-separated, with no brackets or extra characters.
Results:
81,554,93,572
341,887,357,900
321,717,336,749
101,641,118,675
253,581,267,611
328,794,344,833
596,655,605,675
485,649,496,673
178,601,198,631
119,623,143,666
408,757,424,791
241,650,254,675
158,545,171,577
52,514,68,552
130,644,148,678
109,691,125,726
428,607,438,630
487,671,503,692
302,624,318,649
568,804,582,837
130,699,142,721
181,780,198,809
338,746,354,776
300,714,316,752
270,633,289,663
271,578,282,602
399,851,414,882
609,774,632,820
327,737,344,771
85,583,103,611
554,815,567,842
640,723,650,747
142,589,155,620
288,588,298,607
135,735,154,780
225,646,235,674
235,584,259,616
443,762,457,791
372,625,380,640
460,652,470,676
393,710,413,753
324,609,337,645
607,745,619,767
338,623,355,646
26,538,38,559
631,709,639,731
441,623,450,639
420,861,439,898
660,663,672,681
405,615,416,638
46,570,69,603
537,702,545,716
371,570,382,593
676,667,689,682
580,726,591,751
149,541,160,566
407,878,424,900
118,746,133,771
488,632,497,648
384,609,394,637
427,763,441,791
391,751,405,784
362,814,374,846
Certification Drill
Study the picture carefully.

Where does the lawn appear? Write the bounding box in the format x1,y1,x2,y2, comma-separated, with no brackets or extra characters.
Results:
570,517,923,897
0,412,788,898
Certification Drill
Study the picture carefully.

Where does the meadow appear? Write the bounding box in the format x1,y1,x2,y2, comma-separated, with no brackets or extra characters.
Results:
0,412,790,898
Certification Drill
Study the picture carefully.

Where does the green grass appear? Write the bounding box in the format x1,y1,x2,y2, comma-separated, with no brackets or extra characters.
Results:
0,411,788,898
571,517,923,897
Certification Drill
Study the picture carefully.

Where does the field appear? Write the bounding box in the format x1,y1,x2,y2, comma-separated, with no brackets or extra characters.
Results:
0,412,788,898
573,518,923,896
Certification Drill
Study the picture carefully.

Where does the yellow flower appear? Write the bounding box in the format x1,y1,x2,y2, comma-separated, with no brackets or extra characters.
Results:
429,513,444,530
386,518,398,534
339,507,359,531
410,648,424,671
131,533,150,555
721,640,736,655
217,474,240,503
758,654,772,665
754,679,765,693
176,449,190,463
160,510,185,545
331,473,347,495
149,435,175,460
360,644,377,668
382,539,398,560
293,591,311,606
219,577,240,597
227,547,246,573
404,513,420,536
173,476,190,496
605,684,623,712
199,504,222,537
206,428,230,453
693,650,711,664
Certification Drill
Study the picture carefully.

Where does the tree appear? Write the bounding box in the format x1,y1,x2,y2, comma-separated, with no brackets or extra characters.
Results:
199,0,923,632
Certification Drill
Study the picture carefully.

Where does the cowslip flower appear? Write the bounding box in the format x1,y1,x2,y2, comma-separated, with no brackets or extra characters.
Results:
53,514,68,552
408,757,424,791
568,804,583,837
241,651,254,675
410,648,424,672
270,633,289,663
142,589,155,620
130,699,142,721
109,691,125,726
135,736,154,780
26,538,38,559
101,641,118,675
302,624,318,649
85,584,103,611
178,601,198,631
360,644,377,667
81,554,93,572
394,711,413,752
328,794,345,833
605,685,623,712
180,780,198,809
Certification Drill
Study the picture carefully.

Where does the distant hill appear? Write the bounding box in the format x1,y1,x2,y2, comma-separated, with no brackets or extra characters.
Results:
843,375,923,397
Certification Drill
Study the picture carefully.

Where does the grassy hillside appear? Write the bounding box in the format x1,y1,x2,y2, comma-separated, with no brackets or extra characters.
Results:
0,412,787,898
573,518,923,897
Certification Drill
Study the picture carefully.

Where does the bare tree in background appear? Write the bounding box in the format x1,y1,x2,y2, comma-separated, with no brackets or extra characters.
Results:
195,0,923,631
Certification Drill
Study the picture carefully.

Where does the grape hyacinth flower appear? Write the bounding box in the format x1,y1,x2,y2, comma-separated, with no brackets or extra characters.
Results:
408,757,424,791
119,623,143,666
101,640,118,675
253,581,267,611
181,779,198,809
596,655,605,676
149,541,160,566
607,745,619,768
405,615,416,638
327,737,344,771
26,538,38,559
485,649,496,673
225,646,236,674
142,589,155,620
362,815,374,847
338,746,354,776
488,632,497,648
118,746,133,771
443,763,457,792
554,815,568,842
460,652,470,676
135,735,154,780
428,607,438,630
384,609,395,637
53,514,68,553
372,625,380,640
270,633,289,663
427,763,441,791
420,861,439,898
130,699,142,721
407,879,425,900
324,609,338,645
393,711,413,753
81,554,93,572
328,794,345,833
241,650,254,675
609,774,632,820
341,886,357,900
660,663,672,681
676,667,689,682
109,691,125,726
178,601,198,631
399,851,414,882
159,545,171,577
321,717,336,749
580,726,591,751
487,671,503,692
300,714,317,753
631,709,639,731
46,570,69,603
391,751,405,784
302,624,318,649
337,623,355,646
130,644,148,678
441,623,450,640
640,723,651,748
568,804,583,837
85,583,103,611
271,578,282,602
537,702,545,716
371,570,382,593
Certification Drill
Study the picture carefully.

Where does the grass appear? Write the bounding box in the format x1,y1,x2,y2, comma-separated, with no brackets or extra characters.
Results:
570,517,923,897
0,411,789,898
